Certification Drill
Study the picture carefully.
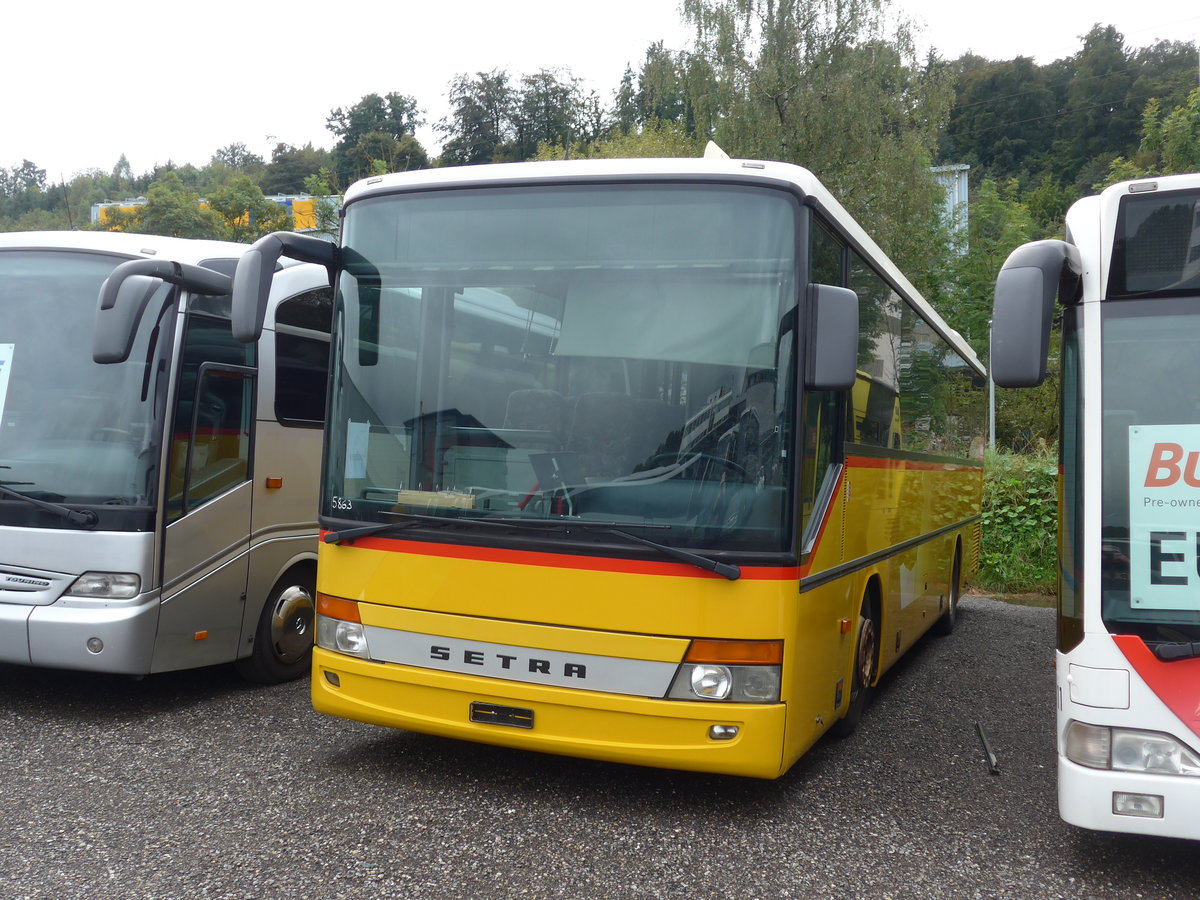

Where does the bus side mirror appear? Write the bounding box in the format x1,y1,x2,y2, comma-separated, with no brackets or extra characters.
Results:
991,239,1081,388
233,232,336,342
94,259,233,363
94,274,163,363
805,284,859,391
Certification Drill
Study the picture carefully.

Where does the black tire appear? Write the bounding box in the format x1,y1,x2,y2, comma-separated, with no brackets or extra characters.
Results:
933,547,962,637
236,570,316,684
830,597,879,739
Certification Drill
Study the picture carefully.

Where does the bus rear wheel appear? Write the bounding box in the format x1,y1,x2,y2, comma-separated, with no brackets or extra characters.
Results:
236,571,316,684
933,546,962,637
831,596,878,739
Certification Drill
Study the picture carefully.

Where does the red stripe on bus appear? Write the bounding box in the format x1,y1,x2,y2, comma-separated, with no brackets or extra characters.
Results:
1112,634,1200,740
844,455,982,473
324,532,800,581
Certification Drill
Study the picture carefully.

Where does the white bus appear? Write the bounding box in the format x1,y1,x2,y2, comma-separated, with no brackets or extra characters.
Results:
0,232,331,682
993,172,1200,839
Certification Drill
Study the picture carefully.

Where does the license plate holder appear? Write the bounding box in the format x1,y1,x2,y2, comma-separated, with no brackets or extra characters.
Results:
470,702,534,729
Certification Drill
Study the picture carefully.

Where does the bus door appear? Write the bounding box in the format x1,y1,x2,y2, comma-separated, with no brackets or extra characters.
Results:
155,311,256,672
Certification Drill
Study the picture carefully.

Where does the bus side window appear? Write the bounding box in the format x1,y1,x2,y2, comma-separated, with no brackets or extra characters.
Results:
183,367,253,510
275,287,333,427
167,314,255,521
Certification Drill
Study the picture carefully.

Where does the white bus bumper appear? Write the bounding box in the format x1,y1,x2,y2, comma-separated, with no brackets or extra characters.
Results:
1059,756,1200,840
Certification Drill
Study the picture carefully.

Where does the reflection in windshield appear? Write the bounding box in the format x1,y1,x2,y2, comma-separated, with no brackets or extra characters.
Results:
1101,299,1200,642
325,184,798,554
0,251,170,523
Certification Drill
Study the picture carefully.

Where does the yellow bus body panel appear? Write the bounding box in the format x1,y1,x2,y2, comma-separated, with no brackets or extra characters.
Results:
313,456,980,777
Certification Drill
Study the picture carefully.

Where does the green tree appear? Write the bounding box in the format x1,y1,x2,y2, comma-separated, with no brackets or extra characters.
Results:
110,172,225,239
207,175,293,241
212,142,265,172
683,0,953,286
1055,25,1136,189
532,119,703,161
438,70,517,166
303,171,340,238
327,92,427,182
262,143,335,194
513,69,590,160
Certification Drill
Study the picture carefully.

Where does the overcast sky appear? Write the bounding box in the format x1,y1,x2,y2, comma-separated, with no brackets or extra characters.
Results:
5,0,1198,182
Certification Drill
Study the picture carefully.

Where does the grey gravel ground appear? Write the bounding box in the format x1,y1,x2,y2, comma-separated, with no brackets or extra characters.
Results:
1,595,1198,900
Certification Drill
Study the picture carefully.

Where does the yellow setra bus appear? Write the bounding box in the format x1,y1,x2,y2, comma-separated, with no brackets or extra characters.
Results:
232,158,985,777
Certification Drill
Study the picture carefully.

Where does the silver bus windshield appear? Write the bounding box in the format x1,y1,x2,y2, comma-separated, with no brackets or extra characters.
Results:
0,250,171,528
324,183,799,553
1100,298,1200,642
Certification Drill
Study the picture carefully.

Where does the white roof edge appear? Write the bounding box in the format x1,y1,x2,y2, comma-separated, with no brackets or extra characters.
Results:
0,230,252,265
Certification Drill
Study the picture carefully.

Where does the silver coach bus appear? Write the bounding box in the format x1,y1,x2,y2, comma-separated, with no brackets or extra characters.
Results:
0,232,330,682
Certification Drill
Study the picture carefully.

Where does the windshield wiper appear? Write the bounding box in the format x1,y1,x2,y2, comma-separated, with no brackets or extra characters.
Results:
413,514,741,581
0,481,99,529
588,524,741,581
1151,641,1200,662
327,511,741,580
322,519,426,544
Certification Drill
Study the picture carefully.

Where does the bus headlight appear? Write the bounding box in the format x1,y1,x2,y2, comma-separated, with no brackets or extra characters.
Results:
690,665,732,699
668,663,781,702
315,593,371,660
666,639,783,703
1064,721,1200,776
67,572,140,599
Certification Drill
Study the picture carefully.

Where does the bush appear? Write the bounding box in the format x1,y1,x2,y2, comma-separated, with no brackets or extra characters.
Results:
977,447,1057,593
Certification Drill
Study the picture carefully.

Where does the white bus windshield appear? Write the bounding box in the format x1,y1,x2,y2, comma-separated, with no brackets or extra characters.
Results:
1101,298,1200,642
0,250,171,528
325,183,799,553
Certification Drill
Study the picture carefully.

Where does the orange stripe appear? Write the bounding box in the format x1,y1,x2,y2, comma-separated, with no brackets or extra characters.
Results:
845,455,982,472
324,531,799,581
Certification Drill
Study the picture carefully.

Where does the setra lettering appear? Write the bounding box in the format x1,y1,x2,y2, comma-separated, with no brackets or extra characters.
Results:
426,643,587,678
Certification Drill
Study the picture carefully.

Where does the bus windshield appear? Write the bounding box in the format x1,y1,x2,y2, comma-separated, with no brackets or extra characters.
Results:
325,183,799,553
0,250,171,528
1100,298,1200,642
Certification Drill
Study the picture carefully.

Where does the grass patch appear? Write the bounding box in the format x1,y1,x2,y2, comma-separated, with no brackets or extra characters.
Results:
974,447,1058,594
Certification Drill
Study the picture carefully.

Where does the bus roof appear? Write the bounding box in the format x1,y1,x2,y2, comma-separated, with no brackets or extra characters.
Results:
343,158,984,375
0,231,252,266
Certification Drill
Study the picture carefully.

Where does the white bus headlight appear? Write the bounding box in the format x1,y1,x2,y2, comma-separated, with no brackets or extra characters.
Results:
667,639,783,704
316,616,371,659
690,665,732,700
1112,730,1200,777
67,572,140,599
315,593,371,659
1064,721,1200,776
668,663,781,702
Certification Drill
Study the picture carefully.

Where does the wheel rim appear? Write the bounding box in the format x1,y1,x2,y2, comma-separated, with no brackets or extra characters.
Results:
270,585,315,663
856,616,877,689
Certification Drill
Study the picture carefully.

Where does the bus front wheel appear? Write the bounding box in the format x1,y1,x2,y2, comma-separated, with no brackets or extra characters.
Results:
831,593,879,739
236,570,316,684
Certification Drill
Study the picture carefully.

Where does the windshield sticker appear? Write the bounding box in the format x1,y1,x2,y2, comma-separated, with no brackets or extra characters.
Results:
1129,424,1200,610
345,420,369,480
0,344,13,425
